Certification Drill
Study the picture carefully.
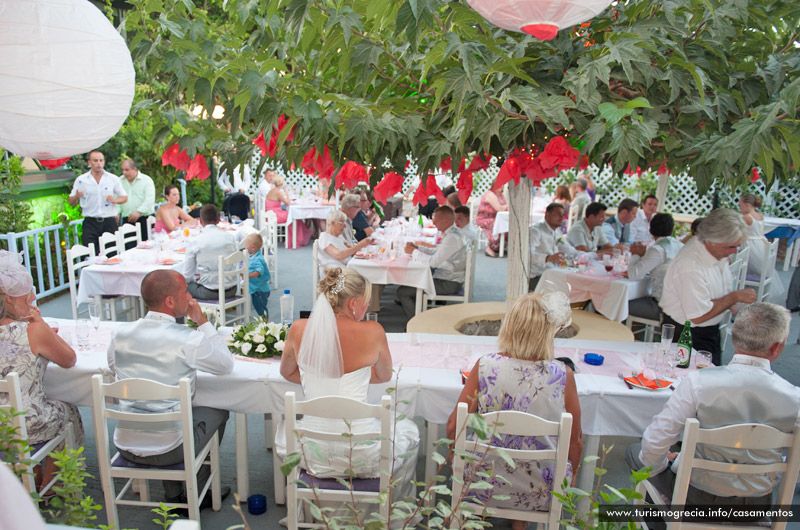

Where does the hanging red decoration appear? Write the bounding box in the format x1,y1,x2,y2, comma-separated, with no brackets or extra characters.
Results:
426,175,446,204
526,156,557,185
465,0,614,40
750,168,760,182
38,158,70,169
539,136,580,170
161,144,191,171
412,180,428,206
335,161,367,190
493,158,522,191
313,146,334,180
374,172,405,203
440,157,452,173
185,154,210,181
301,148,318,176
456,170,474,205
579,154,590,170
657,164,669,176
252,130,268,157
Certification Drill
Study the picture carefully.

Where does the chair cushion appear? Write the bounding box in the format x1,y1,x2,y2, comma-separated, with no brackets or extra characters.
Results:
111,453,185,470
298,470,380,492
746,273,761,282
196,296,243,304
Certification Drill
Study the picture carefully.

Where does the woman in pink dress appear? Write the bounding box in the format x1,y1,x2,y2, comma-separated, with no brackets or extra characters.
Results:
265,175,312,249
475,189,509,257
154,185,196,233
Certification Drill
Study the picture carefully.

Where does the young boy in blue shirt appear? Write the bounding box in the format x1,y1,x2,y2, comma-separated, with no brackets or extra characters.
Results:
244,233,271,318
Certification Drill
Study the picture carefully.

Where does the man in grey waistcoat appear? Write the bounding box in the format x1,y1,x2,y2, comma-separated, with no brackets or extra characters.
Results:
626,302,800,508
108,269,233,507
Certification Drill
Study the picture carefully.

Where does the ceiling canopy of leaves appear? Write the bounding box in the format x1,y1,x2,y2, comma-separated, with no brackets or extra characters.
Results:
125,0,799,191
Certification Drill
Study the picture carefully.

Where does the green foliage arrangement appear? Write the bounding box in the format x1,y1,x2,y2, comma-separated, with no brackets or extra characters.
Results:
229,316,288,358
0,407,37,485
0,149,33,235
43,447,105,528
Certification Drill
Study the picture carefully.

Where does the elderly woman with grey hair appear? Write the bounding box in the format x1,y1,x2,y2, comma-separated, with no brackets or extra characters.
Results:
339,193,373,243
659,208,757,365
317,209,372,277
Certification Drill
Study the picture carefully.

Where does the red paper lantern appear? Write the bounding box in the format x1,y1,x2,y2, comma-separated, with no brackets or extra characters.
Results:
465,0,613,40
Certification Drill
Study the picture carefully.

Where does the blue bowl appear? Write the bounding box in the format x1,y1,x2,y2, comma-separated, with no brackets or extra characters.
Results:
584,353,604,366
248,494,267,515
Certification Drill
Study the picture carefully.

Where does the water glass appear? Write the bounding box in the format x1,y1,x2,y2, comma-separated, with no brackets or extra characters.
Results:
365,312,378,322
76,319,90,352
661,324,675,353
696,350,712,369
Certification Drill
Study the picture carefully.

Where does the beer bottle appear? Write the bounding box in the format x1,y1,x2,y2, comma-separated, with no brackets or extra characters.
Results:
676,320,692,368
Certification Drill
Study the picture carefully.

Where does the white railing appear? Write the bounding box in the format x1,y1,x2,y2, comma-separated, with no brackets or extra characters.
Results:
0,220,83,298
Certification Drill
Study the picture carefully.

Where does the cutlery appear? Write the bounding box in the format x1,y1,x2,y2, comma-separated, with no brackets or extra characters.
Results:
617,373,634,390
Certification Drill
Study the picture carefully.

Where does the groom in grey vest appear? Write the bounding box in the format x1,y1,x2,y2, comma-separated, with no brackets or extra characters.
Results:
109,269,234,506
626,302,800,507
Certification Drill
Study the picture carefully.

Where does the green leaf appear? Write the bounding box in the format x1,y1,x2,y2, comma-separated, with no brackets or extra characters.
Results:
280,452,301,476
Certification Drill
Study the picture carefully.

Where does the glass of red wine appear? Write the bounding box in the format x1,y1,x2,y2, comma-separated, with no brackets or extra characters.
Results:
603,254,614,274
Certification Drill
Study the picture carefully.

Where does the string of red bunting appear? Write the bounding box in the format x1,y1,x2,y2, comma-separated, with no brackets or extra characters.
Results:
161,144,210,180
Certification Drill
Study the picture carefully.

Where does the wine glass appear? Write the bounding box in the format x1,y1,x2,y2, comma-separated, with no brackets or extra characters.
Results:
603,254,613,274
89,303,101,331
661,324,675,354
75,319,90,352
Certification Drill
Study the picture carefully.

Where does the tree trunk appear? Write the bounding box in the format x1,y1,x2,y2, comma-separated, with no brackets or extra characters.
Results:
655,172,670,212
506,178,532,308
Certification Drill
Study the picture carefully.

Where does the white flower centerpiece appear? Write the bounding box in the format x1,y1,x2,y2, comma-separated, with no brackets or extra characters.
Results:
229,316,288,359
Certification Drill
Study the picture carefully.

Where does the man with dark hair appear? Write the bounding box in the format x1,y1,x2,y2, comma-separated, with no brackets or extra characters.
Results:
68,150,128,253
183,204,238,300
631,194,658,244
446,192,461,210
529,203,581,290
570,177,591,221
109,269,233,509
602,198,639,245
627,213,684,321
567,202,612,252
398,205,467,320
454,205,478,243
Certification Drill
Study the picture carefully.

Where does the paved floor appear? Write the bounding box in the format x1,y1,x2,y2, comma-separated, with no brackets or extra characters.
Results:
37,243,800,529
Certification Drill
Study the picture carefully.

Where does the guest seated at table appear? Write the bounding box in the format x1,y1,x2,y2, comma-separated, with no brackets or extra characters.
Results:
359,190,381,228
154,185,197,234
626,302,797,510
109,269,233,508
397,206,467,320
566,202,613,252
602,198,638,246
553,185,572,230
446,192,461,210
318,210,372,278
454,205,479,243
627,213,684,322
529,203,581,291
475,187,508,257
570,177,591,222
660,208,756,366
265,175,312,249
0,250,85,490
446,292,583,527
681,216,703,244
631,195,658,244
182,204,239,300
277,268,419,501
339,193,373,242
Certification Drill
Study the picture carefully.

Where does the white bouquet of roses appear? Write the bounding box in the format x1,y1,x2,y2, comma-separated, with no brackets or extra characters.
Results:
229,316,288,358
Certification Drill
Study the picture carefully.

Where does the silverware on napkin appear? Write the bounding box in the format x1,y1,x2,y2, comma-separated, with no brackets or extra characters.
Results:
617,373,634,390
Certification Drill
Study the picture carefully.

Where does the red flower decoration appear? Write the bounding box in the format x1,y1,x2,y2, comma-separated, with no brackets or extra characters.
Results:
38,158,70,169
440,157,452,173
526,156,557,185
313,146,334,180
579,154,590,170
467,153,490,172
412,180,428,206
185,154,210,181
456,170,473,205
265,114,295,158
161,144,191,171
657,164,669,176
493,158,521,191
301,148,318,176
252,130,268,157
539,136,580,170
750,168,760,182
335,161,367,189
426,175,446,204
374,172,405,203
404,160,411,171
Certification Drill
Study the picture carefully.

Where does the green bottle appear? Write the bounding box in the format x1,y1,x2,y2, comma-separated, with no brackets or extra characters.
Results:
418,214,424,227
676,320,692,368
372,200,385,219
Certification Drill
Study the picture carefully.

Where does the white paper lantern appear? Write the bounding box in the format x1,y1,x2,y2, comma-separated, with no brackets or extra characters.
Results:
0,0,135,159
465,0,614,40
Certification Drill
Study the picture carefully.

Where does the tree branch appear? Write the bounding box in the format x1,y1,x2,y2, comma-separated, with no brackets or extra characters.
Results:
779,33,797,54
683,21,707,45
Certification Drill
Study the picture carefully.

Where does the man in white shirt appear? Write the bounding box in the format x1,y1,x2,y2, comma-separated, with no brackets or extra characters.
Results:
257,169,276,196
397,206,467,320
627,213,684,320
570,177,591,221
182,204,239,300
630,194,658,244
601,198,638,245
626,302,799,510
68,150,128,253
110,269,233,506
454,205,479,243
566,202,612,252
528,203,580,291
118,158,156,243
660,208,756,366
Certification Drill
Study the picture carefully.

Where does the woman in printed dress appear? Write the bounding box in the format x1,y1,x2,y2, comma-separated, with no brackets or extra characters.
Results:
475,188,509,257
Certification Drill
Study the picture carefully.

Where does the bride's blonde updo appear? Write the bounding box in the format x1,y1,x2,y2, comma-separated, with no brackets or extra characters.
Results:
318,268,371,310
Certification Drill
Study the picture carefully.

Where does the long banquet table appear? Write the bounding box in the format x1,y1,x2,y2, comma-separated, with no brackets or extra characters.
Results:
44,320,697,500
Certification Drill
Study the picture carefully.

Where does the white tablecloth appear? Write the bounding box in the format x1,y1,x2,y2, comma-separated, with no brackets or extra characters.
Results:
348,254,436,298
286,203,335,224
534,268,650,322
492,210,547,238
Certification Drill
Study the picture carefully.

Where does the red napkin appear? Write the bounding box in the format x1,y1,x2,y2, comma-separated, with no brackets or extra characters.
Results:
159,259,177,265
103,257,120,264
625,373,671,389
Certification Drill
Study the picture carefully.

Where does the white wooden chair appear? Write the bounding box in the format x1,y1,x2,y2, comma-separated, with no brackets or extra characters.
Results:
720,246,750,351
283,391,391,530
146,215,156,240
117,222,142,249
261,223,278,290
265,209,290,247
66,243,128,321
451,402,572,530
421,240,477,308
195,250,251,326
635,418,800,530
744,239,779,302
626,313,661,343
97,231,120,259
0,372,76,495
91,374,222,527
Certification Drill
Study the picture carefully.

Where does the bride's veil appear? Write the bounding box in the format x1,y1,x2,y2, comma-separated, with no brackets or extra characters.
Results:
297,293,344,383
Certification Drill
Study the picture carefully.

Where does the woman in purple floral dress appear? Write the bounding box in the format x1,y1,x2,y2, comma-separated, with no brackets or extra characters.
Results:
0,251,84,489
447,292,583,529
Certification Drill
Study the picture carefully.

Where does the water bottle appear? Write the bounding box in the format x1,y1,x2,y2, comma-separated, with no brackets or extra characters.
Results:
280,290,294,327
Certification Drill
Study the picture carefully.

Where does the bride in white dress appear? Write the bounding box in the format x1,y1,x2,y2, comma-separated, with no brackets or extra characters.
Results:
739,193,783,301
276,267,420,517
